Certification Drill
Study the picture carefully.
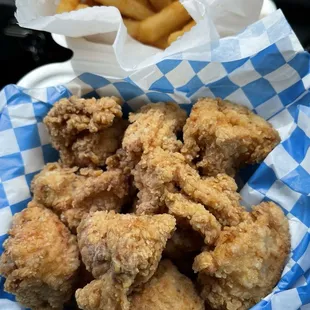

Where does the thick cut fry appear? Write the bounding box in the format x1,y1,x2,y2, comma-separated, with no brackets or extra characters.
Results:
136,0,153,9
124,18,169,49
151,35,169,49
95,0,155,20
56,0,79,13
83,0,95,5
136,1,191,44
168,20,196,45
123,19,140,38
76,3,89,9
149,0,173,11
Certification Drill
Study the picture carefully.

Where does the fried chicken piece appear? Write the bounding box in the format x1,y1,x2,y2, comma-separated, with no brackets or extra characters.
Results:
76,272,129,310
129,260,204,310
193,202,290,310
123,102,187,155
182,98,280,176
165,192,221,245
77,211,176,286
133,147,244,226
132,148,184,215
0,201,80,310
178,172,245,227
71,119,128,167
31,163,129,231
76,211,176,310
44,96,125,167
112,102,186,169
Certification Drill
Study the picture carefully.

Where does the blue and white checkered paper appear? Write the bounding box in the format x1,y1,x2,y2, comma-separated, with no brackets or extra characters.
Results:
1,10,310,310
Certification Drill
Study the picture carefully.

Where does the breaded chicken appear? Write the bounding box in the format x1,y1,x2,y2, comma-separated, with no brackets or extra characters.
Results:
31,163,129,231
129,260,204,310
193,202,290,310
123,102,187,156
44,96,125,167
110,102,186,170
0,201,80,310
76,272,129,310
182,98,280,176
178,172,245,227
71,119,128,167
133,147,244,226
77,211,176,286
165,192,221,245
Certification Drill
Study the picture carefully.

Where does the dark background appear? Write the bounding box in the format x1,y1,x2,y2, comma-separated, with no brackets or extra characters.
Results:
0,0,309,89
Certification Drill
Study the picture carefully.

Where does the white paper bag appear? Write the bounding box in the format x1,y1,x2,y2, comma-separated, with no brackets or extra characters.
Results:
15,0,264,70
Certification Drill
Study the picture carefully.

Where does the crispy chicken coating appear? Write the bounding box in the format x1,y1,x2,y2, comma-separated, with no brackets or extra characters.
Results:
129,260,204,310
133,147,244,226
123,102,186,156
31,163,129,231
193,202,290,310
77,211,176,287
0,202,80,310
182,98,280,176
71,119,128,167
44,96,125,167
109,102,187,170
177,171,245,227
165,192,221,245
76,272,129,310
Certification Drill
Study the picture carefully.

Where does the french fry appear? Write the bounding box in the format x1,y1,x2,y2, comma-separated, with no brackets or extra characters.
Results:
84,0,95,5
149,0,173,12
151,36,169,49
124,18,168,49
56,0,79,13
136,0,153,9
168,20,196,45
136,1,191,44
123,19,140,39
94,0,155,20
75,3,89,9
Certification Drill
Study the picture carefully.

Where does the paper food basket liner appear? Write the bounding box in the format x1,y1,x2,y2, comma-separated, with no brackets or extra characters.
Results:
15,0,265,71
1,9,310,310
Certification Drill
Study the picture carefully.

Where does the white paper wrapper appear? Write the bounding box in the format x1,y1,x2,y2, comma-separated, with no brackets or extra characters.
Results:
16,0,263,70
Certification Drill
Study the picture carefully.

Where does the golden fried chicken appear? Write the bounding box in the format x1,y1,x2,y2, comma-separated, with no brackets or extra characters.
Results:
193,202,290,310
178,172,245,227
76,272,129,310
129,260,204,310
0,201,80,310
133,147,244,226
165,192,221,245
110,102,186,170
71,119,128,167
77,211,176,286
31,162,129,231
182,98,280,176
44,96,125,167
123,102,186,156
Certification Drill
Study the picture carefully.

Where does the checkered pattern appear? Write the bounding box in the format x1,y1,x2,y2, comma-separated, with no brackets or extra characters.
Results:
240,98,310,309
0,85,68,297
1,9,310,310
